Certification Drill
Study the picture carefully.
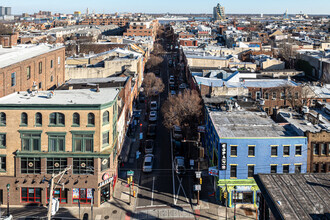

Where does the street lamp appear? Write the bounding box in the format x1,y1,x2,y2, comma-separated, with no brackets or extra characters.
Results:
6,183,10,216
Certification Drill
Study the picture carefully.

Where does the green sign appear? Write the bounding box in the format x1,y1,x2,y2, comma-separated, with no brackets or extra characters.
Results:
127,170,134,176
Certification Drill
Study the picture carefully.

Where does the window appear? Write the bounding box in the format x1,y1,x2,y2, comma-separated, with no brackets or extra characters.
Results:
39,62,42,74
280,92,285,99
248,165,254,178
21,112,28,125
72,188,93,204
21,132,41,151
88,113,95,126
295,164,301,173
21,188,41,203
320,143,326,155
49,112,65,126
21,158,41,174
50,60,54,68
264,93,269,100
270,165,277,173
283,145,290,156
73,158,94,174
272,92,277,99
0,134,5,148
27,66,31,80
271,146,278,157
72,113,80,126
256,91,261,100
58,56,61,65
73,133,94,152
103,111,109,125
295,145,302,156
11,72,16,87
39,82,42,89
283,165,290,173
0,156,6,171
248,146,255,157
230,165,237,178
295,92,299,99
47,188,67,204
35,113,42,126
101,158,110,171
50,75,53,82
313,143,319,155
248,92,252,98
47,158,67,174
102,131,109,146
231,146,237,157
320,164,326,173
313,163,319,173
48,134,65,152
0,112,5,126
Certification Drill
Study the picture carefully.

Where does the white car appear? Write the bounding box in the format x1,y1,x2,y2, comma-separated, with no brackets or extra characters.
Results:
150,101,158,111
143,154,154,172
149,111,157,122
169,78,175,85
172,125,183,140
174,156,185,175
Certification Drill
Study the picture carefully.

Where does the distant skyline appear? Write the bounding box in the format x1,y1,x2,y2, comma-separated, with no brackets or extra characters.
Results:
1,0,330,15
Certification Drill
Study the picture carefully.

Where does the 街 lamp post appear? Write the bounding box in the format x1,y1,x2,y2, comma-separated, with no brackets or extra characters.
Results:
6,183,10,216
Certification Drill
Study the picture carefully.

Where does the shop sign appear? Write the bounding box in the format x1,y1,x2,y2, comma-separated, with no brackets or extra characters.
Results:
220,143,227,170
98,176,114,188
208,166,219,177
72,188,79,199
102,173,110,181
87,188,93,199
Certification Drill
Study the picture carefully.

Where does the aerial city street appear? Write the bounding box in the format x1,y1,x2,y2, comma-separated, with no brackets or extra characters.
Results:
0,1,329,219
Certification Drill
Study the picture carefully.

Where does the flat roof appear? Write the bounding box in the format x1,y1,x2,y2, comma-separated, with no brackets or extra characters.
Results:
243,79,298,88
0,44,64,69
255,173,330,220
209,110,293,137
0,88,119,106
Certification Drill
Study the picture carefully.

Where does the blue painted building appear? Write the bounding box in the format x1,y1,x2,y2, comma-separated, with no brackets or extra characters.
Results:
205,107,308,208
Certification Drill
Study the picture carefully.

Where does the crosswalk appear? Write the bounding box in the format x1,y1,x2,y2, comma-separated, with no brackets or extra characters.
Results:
132,208,195,219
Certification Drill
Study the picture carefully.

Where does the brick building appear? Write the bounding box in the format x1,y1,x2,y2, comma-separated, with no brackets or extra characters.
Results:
0,44,65,98
0,88,120,207
123,19,159,40
0,32,18,48
80,17,129,27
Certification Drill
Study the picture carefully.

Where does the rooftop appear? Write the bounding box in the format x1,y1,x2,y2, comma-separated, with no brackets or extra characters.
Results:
255,173,330,220
243,79,298,88
0,44,64,69
209,109,295,137
0,88,119,106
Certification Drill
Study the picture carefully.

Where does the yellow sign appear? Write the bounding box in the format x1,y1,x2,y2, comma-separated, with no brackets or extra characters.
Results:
224,192,227,199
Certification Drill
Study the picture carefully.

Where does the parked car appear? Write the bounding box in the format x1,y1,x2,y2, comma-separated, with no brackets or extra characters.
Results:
143,154,154,172
174,156,185,175
147,124,157,138
150,101,158,111
145,139,154,154
149,111,157,122
172,125,183,140
139,93,145,103
169,78,175,85
170,90,176,96
179,83,188,90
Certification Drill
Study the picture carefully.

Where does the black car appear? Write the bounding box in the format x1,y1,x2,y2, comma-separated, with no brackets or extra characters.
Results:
147,124,157,138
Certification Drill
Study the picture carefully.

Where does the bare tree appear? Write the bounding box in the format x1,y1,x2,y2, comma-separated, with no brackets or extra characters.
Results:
142,72,165,99
162,90,202,131
146,54,164,71
153,42,165,56
0,23,12,35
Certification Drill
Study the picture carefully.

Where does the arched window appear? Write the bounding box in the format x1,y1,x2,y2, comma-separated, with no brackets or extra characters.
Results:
21,112,28,125
73,113,80,126
102,111,109,125
88,113,95,126
35,112,42,126
0,112,6,126
49,112,65,126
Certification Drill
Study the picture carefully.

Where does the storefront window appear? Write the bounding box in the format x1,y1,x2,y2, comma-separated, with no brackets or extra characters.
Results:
101,185,110,204
233,191,253,204
21,187,41,203
47,188,68,204
72,188,93,204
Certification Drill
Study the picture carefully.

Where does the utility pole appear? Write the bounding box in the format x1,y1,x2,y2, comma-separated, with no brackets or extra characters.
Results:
47,166,71,220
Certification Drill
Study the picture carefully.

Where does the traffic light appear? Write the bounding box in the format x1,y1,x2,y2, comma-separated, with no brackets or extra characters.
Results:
200,178,202,185
130,176,133,182
127,177,130,184
224,192,227,199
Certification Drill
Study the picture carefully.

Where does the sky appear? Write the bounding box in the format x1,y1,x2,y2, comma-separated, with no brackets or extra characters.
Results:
1,0,329,15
